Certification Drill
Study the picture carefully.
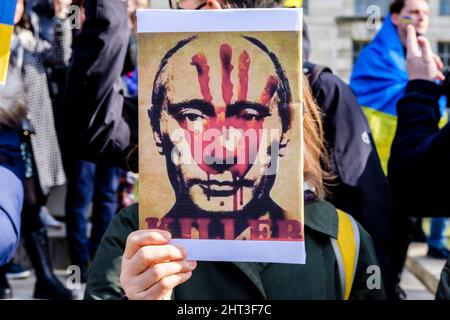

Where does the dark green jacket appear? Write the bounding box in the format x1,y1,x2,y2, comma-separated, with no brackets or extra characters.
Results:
436,257,450,300
85,200,386,300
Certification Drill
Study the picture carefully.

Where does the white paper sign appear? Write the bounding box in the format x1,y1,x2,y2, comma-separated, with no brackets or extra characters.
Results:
138,9,305,264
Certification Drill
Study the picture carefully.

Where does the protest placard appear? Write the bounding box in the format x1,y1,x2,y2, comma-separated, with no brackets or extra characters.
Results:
138,8,304,263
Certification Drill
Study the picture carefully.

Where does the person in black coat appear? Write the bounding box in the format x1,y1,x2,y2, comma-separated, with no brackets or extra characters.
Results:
388,24,450,300
302,42,396,298
389,35,449,217
63,0,136,170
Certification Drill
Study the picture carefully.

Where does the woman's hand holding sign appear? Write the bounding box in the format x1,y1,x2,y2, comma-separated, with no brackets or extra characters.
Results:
120,230,197,300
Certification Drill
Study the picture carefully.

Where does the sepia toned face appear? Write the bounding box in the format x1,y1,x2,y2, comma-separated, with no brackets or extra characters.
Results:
150,35,292,214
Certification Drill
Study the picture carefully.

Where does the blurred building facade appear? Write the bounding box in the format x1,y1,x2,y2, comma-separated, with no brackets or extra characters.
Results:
305,0,450,81
148,0,450,82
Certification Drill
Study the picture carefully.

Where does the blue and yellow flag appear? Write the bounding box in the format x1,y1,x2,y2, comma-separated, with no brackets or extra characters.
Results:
0,0,17,85
350,15,447,173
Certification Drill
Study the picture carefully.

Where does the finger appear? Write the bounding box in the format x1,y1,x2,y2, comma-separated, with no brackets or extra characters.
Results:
437,71,445,81
123,229,172,260
406,24,421,58
417,36,433,63
127,244,187,275
129,260,197,293
142,272,193,300
433,53,444,70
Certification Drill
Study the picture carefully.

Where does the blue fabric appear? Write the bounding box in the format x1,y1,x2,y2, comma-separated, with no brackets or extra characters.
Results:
0,129,24,264
0,0,17,26
0,165,23,265
350,15,446,117
428,218,449,250
65,158,120,267
0,128,24,182
123,69,138,97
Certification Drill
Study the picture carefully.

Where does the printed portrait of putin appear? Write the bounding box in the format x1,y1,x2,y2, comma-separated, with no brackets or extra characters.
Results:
144,33,302,241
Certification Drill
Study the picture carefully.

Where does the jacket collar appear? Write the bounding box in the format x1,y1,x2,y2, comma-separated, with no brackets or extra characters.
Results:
304,199,338,240
232,262,268,299
231,199,338,299
302,183,338,239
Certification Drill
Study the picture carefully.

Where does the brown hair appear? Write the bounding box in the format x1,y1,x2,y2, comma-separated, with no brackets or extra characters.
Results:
302,74,330,199
389,0,429,14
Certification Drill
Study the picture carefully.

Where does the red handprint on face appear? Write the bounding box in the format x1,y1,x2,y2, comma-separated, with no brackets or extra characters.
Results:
173,44,280,210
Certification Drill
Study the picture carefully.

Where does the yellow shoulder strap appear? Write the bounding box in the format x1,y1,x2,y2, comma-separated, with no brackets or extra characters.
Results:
331,209,360,300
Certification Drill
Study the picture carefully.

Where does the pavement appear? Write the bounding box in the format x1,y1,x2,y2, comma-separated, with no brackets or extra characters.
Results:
3,242,444,300
404,242,447,299
7,271,86,300
401,268,434,300
5,267,435,300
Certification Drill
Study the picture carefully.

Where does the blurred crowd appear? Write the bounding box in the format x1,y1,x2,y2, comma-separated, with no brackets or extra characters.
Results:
0,0,140,299
0,0,449,300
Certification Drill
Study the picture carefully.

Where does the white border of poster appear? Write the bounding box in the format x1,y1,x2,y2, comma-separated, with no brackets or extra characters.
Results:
138,8,305,264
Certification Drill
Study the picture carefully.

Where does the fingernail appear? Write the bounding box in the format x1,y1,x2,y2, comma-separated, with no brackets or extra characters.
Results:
175,245,187,256
186,260,197,268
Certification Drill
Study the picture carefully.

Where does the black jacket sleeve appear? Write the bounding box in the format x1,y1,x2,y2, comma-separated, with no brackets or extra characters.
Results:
63,0,136,170
311,71,396,296
436,256,450,300
388,80,450,217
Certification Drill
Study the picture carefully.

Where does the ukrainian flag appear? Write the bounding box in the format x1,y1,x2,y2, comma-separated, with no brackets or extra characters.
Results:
0,0,17,85
350,15,447,174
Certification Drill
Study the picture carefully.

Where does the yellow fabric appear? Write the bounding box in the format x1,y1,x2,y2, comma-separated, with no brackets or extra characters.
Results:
284,0,303,8
362,107,397,174
363,106,448,175
336,209,357,300
0,24,14,85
